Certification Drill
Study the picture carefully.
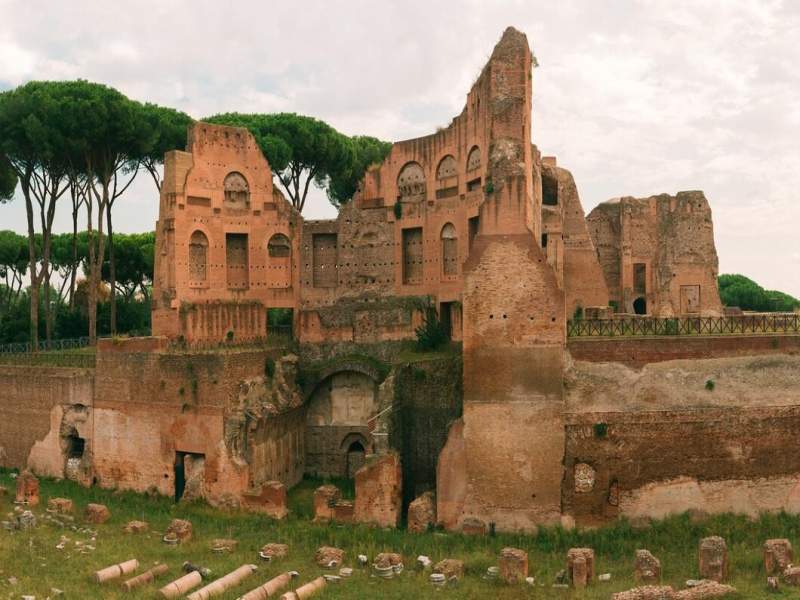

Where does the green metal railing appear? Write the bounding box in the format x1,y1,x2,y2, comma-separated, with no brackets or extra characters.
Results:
567,313,800,338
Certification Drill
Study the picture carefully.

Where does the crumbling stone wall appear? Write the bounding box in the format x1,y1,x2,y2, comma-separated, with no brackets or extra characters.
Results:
0,365,94,477
587,192,723,316
390,356,462,507
540,159,610,317
563,354,800,524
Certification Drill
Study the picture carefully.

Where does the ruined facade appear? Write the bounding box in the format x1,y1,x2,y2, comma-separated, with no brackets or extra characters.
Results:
587,193,723,316
3,26,798,532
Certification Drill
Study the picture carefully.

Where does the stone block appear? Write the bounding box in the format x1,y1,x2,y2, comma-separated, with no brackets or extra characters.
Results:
698,537,728,582
15,471,39,506
635,549,662,584
242,480,288,519
462,516,487,535
673,580,737,599
499,547,528,584
333,500,354,523
354,453,401,528
315,546,344,568
407,491,435,533
763,539,792,575
123,520,149,534
612,586,676,600
47,498,73,514
260,543,289,559
313,485,341,523
784,565,800,586
210,538,238,552
567,548,595,587
433,558,463,581
374,553,403,568
85,503,111,524
165,518,193,542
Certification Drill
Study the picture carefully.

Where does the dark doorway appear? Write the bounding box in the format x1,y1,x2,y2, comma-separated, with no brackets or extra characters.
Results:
468,216,480,250
66,434,85,459
439,302,454,339
174,452,186,502
633,297,647,315
346,441,366,479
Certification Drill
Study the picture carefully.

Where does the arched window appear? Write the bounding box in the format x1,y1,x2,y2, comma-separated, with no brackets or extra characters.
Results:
397,162,426,199
436,155,457,180
542,170,558,206
223,172,250,209
188,230,209,282
268,233,291,258
441,223,458,276
466,146,481,172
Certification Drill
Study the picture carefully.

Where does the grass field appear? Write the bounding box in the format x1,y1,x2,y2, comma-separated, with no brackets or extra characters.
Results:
1,470,797,599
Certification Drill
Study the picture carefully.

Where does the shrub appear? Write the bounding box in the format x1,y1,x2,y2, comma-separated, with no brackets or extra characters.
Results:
415,307,448,351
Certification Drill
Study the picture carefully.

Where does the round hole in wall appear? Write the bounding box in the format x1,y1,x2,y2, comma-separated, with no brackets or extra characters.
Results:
489,314,494,319
502,314,507,319
551,317,556,322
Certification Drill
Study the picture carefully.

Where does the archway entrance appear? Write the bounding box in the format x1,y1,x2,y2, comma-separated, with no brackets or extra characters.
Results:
346,440,366,479
305,371,377,479
633,297,647,315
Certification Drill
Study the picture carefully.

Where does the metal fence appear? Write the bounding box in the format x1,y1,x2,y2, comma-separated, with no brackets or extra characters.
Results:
567,313,800,338
0,336,92,354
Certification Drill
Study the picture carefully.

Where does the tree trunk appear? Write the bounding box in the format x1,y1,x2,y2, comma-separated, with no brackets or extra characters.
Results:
22,179,39,350
69,202,79,308
106,205,116,335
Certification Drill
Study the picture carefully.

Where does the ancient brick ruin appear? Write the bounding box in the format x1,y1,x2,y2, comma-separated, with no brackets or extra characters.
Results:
2,26,799,533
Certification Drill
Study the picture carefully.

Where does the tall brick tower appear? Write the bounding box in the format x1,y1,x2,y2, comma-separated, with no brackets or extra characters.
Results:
438,27,566,532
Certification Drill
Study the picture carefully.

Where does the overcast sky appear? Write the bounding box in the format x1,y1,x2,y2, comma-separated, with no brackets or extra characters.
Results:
1,0,798,296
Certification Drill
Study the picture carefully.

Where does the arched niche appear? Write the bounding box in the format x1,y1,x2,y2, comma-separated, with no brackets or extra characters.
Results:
466,146,481,172
397,161,426,199
441,222,458,276
223,171,250,209
436,155,457,180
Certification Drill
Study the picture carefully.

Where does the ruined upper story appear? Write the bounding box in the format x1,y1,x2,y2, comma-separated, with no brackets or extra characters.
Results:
587,191,723,317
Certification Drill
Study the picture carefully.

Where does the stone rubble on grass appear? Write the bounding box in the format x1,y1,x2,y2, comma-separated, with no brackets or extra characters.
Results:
164,518,193,542
767,576,779,591
499,547,528,584
47,498,73,514
123,520,149,534
260,543,289,561
432,558,463,582
673,580,737,599
84,503,110,524
764,539,793,575
407,491,435,533
698,537,728,582
567,547,595,588
314,546,344,569
416,555,432,570
783,565,800,585
210,538,238,553
599,573,612,581
636,549,662,584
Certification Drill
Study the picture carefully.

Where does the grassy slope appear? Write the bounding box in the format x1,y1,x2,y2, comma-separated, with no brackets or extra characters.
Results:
0,471,797,599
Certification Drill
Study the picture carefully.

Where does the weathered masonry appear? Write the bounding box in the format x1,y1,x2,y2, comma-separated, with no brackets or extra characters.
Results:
3,27,798,533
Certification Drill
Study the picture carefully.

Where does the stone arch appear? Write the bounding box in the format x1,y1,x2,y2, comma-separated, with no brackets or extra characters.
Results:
188,230,209,282
223,171,250,209
305,369,379,479
466,146,481,172
441,222,458,276
633,296,647,315
397,161,426,199
436,155,457,180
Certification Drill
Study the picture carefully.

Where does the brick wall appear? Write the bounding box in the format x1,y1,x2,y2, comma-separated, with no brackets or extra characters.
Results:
568,334,800,367
0,365,94,471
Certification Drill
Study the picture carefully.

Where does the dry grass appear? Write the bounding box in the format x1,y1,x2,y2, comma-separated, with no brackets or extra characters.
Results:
0,471,798,598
